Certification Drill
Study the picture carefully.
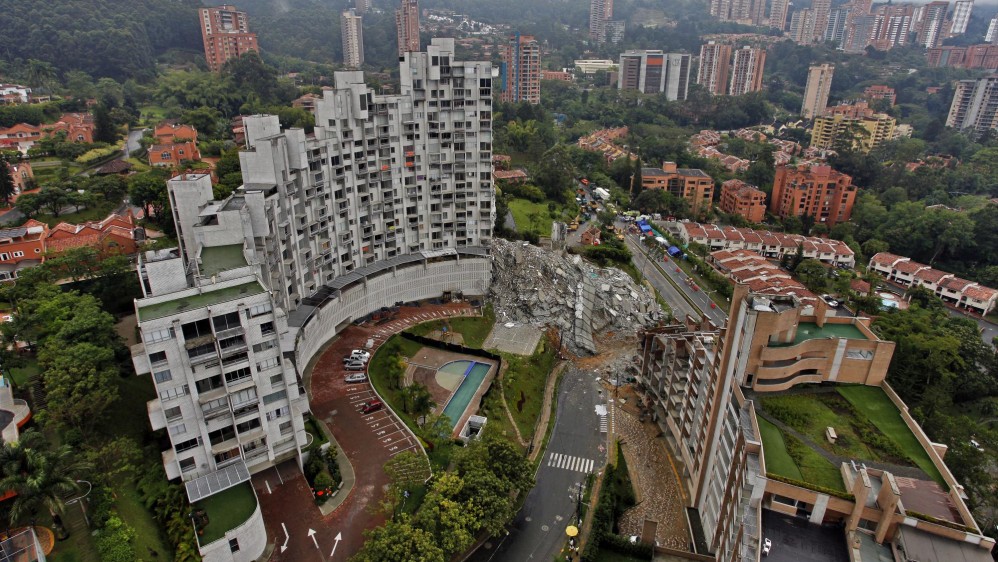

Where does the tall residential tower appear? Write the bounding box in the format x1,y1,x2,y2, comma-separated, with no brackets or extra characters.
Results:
341,9,365,68
199,5,260,72
500,34,541,104
697,42,733,95
728,47,766,96
801,63,834,118
396,0,420,58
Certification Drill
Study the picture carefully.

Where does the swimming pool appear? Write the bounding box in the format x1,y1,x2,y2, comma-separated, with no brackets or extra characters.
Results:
440,360,492,430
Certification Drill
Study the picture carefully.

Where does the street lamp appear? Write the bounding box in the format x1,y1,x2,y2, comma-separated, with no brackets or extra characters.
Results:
65,480,92,528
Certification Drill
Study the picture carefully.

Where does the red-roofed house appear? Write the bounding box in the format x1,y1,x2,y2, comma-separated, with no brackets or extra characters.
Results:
494,169,528,183
0,114,94,154
149,142,201,168
45,213,141,257
676,222,856,267
154,123,199,144
868,252,997,314
5,161,33,194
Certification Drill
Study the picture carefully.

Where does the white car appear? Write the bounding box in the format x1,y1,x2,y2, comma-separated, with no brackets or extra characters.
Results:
762,538,772,556
821,294,840,308
345,350,371,363
344,373,368,383
344,361,366,371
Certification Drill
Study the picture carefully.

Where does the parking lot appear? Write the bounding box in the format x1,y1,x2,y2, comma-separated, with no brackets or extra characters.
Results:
761,509,849,562
342,383,420,458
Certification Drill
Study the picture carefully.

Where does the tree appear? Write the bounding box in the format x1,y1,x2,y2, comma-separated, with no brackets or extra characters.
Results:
14,192,41,218
353,516,446,562
0,439,92,526
35,185,72,217
127,171,169,221
862,239,889,257
0,162,15,207
92,103,117,143
795,259,829,293
631,157,643,201
409,384,435,426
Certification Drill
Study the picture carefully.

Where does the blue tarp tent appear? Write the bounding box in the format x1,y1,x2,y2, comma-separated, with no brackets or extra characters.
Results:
638,223,652,234
668,246,682,257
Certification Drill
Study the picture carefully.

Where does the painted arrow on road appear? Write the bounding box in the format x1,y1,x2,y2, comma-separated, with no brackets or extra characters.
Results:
307,528,319,550
280,523,289,553
330,532,343,557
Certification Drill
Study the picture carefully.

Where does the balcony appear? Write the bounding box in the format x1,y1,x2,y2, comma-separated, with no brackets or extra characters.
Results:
148,400,167,431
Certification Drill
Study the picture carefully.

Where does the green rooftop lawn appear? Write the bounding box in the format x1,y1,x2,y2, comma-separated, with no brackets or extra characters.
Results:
200,244,247,278
770,321,869,347
137,281,264,321
757,416,845,492
760,387,945,486
837,386,944,485
195,482,257,545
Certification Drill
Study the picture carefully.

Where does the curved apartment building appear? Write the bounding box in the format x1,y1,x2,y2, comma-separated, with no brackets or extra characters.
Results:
130,39,494,562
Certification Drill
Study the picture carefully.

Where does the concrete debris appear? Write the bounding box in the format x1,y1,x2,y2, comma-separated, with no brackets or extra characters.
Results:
489,239,664,355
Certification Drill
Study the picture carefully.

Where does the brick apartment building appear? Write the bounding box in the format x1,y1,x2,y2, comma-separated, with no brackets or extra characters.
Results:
769,164,856,225
719,179,767,222
199,5,260,72
639,161,714,217
863,85,896,106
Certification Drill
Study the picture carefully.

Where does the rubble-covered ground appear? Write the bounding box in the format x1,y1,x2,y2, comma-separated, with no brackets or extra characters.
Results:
489,239,665,355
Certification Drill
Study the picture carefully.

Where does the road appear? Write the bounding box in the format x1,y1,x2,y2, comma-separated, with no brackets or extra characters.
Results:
624,231,728,325
469,367,607,562
125,128,146,159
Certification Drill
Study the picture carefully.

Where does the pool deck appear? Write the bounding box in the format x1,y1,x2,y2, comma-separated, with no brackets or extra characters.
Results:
405,346,497,437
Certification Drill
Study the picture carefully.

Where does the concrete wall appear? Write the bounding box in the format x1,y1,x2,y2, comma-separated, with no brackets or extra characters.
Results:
199,500,267,562
294,256,491,371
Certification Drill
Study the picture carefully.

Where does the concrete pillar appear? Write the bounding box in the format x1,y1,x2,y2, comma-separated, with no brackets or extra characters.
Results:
847,469,872,532
875,472,901,544
810,494,829,524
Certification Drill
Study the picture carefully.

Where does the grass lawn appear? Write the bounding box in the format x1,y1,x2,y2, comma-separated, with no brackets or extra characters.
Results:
116,481,173,558
757,417,804,481
195,483,257,545
303,415,329,452
405,307,495,349
837,386,944,485
138,104,169,124
7,358,40,387
501,337,558,441
757,416,845,491
35,202,118,228
507,198,554,235
126,157,151,172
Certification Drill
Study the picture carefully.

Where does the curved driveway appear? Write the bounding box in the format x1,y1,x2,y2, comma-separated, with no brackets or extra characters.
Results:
253,303,474,561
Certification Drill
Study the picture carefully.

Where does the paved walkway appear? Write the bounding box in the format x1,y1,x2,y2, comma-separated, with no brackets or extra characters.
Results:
613,396,690,550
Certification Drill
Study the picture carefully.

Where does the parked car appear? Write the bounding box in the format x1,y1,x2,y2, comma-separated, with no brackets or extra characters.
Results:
344,373,368,383
361,399,383,414
821,294,840,308
762,538,772,556
344,350,370,363
344,360,366,371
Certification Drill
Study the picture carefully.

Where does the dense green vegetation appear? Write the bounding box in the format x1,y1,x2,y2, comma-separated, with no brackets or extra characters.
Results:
0,0,203,81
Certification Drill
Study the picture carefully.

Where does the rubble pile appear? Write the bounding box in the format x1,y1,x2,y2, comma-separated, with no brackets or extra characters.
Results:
489,239,664,355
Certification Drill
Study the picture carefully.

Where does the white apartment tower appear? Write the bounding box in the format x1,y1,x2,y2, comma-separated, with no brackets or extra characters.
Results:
946,77,998,139
987,15,998,43
949,0,973,35
341,9,365,68
133,37,494,511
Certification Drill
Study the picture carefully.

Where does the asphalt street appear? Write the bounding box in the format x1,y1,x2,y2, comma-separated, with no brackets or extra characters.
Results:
469,367,607,562
624,231,729,325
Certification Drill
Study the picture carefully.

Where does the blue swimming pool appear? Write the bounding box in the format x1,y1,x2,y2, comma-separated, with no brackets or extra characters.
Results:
441,361,492,429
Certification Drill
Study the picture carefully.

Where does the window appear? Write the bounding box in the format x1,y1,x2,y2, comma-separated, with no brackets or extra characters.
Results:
228,539,240,553
230,387,258,406
153,369,173,384
174,437,199,453
246,303,272,318
159,385,189,401
236,418,261,433
149,351,167,364
195,375,224,394
262,390,287,405
164,406,183,421
266,406,290,421
160,151,171,160
260,322,275,335
12,251,23,258
208,426,236,445
212,312,241,332
224,367,252,384
168,423,187,436
145,327,174,343
257,357,280,371
179,457,197,472
201,397,228,414
252,340,277,353
270,373,284,387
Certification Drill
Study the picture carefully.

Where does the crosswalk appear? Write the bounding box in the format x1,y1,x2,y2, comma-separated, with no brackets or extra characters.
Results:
596,404,608,433
546,452,595,474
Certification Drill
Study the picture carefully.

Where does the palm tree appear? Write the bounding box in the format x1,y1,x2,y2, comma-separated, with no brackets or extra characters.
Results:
0,441,92,526
410,384,436,427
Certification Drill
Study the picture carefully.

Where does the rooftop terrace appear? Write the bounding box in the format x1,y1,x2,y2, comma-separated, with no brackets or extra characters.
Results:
771,321,869,347
755,386,943,493
199,244,247,278
137,281,265,322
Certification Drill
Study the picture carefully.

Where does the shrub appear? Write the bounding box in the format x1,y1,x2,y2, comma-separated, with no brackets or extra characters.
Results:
94,515,137,562
314,471,335,504
75,145,119,164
